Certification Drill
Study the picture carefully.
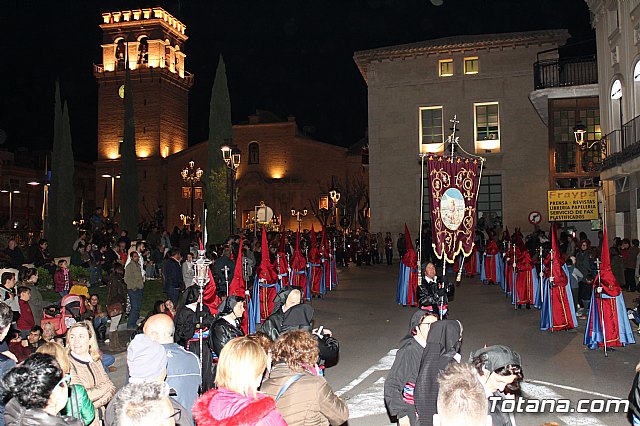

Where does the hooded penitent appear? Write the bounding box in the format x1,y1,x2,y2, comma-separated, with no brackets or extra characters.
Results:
228,238,248,334
396,224,418,307
584,220,635,349
200,239,221,315
249,228,280,332
541,224,577,332
290,232,309,298
308,226,324,297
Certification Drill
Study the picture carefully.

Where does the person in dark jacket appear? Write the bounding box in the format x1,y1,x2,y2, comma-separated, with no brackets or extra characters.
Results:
2,353,83,426
413,319,463,426
163,248,185,304
280,303,340,369
384,311,438,426
209,295,245,356
417,263,454,319
173,286,216,391
3,239,24,269
261,286,303,341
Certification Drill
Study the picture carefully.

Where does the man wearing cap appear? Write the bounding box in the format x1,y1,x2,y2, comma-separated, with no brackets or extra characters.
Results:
144,314,201,420
104,334,193,426
470,345,523,426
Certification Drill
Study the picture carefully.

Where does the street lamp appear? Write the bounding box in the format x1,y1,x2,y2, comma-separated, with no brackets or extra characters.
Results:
291,208,308,233
221,144,241,235
1,187,20,227
100,173,121,218
181,160,203,231
329,182,341,226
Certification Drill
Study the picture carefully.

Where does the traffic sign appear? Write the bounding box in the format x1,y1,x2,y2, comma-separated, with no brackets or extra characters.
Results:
528,211,542,225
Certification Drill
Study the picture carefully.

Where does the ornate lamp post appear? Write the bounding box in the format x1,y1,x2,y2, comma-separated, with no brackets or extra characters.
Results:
181,160,203,231
193,249,211,374
329,183,341,226
291,208,308,233
221,144,241,235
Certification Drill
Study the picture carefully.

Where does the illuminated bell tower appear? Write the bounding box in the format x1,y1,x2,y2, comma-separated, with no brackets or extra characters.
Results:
95,8,192,160
94,8,193,222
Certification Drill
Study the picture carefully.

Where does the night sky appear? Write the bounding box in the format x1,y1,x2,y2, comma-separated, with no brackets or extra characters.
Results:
0,0,594,163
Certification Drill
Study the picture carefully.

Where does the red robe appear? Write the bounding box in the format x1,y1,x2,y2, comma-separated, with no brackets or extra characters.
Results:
402,249,419,307
515,250,534,305
484,241,499,283
592,283,623,347
275,252,290,287
463,247,477,277
550,283,576,331
309,228,322,296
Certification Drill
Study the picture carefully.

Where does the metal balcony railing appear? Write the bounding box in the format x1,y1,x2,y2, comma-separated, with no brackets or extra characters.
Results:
533,55,598,90
601,115,640,170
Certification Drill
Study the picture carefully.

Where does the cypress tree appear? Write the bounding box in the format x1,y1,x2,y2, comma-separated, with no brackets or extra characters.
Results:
120,61,139,237
56,102,76,255
206,55,233,243
46,81,62,248
47,82,76,256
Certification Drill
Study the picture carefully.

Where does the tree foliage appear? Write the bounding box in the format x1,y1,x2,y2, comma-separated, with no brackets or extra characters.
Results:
47,81,76,256
206,55,233,243
120,64,139,236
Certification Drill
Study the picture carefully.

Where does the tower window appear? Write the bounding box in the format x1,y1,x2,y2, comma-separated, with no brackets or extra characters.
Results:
115,39,126,71
248,142,259,165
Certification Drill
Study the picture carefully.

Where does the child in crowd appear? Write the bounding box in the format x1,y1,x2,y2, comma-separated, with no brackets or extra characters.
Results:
16,287,34,338
53,259,73,297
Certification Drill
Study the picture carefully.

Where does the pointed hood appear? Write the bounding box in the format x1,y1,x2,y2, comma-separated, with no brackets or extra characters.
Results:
514,228,526,251
598,221,622,295
309,225,319,260
228,238,246,297
404,224,414,251
257,228,278,283
551,224,567,286
290,232,306,270
504,226,510,242
320,226,329,257
402,223,417,267
199,239,221,314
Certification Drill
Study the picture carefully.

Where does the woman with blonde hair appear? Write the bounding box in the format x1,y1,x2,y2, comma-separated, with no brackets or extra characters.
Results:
65,321,116,416
192,336,286,426
261,329,349,426
37,341,96,425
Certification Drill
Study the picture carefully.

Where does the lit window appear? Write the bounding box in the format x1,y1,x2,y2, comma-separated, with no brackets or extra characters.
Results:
419,107,444,153
439,59,453,77
474,102,500,152
464,57,478,75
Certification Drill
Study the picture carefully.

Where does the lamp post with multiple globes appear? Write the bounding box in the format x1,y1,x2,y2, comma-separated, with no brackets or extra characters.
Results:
181,160,203,231
221,144,241,235
291,208,308,233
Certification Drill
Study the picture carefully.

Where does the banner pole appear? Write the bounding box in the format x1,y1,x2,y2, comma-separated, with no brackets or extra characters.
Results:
418,153,425,285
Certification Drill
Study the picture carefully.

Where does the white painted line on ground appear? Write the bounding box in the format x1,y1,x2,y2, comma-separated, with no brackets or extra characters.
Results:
336,349,397,396
522,382,606,426
346,377,387,419
527,379,621,400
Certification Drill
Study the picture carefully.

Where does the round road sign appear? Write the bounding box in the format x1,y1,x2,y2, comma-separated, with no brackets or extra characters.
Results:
528,211,542,225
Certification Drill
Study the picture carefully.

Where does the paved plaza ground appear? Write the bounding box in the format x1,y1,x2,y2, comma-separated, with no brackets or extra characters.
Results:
107,263,639,425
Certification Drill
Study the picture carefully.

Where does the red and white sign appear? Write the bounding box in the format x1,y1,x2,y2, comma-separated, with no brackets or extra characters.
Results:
528,211,542,225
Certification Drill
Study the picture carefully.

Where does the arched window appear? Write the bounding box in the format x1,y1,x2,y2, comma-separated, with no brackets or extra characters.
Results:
115,38,126,71
611,78,623,151
248,142,259,165
137,36,148,66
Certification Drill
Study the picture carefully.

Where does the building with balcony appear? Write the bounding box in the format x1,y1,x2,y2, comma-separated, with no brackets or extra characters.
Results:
586,0,640,238
354,30,575,236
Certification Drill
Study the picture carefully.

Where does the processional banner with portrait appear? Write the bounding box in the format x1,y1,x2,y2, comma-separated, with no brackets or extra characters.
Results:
427,155,481,263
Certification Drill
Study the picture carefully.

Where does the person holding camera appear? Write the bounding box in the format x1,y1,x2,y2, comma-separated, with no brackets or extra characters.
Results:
417,263,454,319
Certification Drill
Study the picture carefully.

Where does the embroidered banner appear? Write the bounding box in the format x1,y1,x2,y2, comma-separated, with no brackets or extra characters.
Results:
427,155,481,263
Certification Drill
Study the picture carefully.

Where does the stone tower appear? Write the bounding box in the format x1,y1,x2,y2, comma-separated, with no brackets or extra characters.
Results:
94,8,192,223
